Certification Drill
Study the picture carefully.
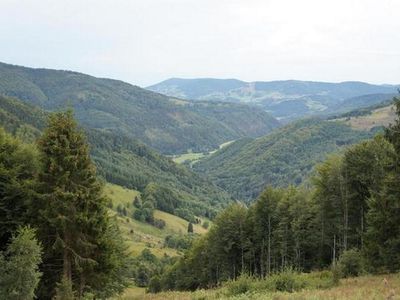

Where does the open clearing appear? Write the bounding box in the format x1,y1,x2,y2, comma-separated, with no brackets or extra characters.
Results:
337,105,396,130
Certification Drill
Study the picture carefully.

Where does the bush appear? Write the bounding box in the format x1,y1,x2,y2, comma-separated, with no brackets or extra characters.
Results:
337,249,364,278
224,274,253,296
272,268,306,292
331,262,342,285
148,276,162,293
202,221,209,229
153,218,166,229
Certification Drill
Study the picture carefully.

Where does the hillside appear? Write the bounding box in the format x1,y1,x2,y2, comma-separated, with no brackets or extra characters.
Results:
0,95,233,218
193,118,373,200
104,183,208,258
326,93,396,115
148,78,398,121
0,62,279,154
333,103,396,131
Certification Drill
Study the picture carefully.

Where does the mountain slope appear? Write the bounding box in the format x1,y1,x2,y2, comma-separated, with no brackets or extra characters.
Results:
193,118,373,200
0,62,279,154
148,78,398,121
326,93,396,115
0,95,233,217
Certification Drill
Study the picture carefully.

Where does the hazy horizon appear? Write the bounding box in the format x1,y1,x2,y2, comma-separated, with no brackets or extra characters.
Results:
1,0,399,87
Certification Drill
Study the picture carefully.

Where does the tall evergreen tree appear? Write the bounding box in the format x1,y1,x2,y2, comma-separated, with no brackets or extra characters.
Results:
0,128,38,249
364,97,400,272
0,226,42,300
36,111,127,298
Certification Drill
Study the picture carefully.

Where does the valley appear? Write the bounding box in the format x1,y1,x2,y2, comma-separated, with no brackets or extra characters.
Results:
1,62,400,300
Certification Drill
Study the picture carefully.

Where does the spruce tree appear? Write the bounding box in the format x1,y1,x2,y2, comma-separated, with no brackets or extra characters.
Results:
0,128,38,249
364,96,400,272
0,226,42,300
188,222,194,233
36,111,127,298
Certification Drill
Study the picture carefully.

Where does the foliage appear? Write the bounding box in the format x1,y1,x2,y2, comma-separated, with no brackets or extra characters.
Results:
364,96,400,273
187,222,194,233
164,234,194,250
0,62,279,154
194,118,372,200
34,111,129,299
337,249,364,278
202,221,210,229
0,95,233,220
156,97,400,291
0,226,42,300
53,276,75,300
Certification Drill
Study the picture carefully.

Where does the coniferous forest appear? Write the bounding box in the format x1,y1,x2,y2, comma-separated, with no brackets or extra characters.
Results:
1,2,400,298
1,93,400,298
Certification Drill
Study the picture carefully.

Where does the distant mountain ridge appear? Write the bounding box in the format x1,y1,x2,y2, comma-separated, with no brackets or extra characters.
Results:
0,62,279,154
148,78,398,121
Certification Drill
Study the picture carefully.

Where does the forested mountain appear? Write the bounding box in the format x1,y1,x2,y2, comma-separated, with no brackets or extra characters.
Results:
326,93,396,115
154,97,400,294
0,62,279,154
0,95,233,218
193,118,373,200
148,78,398,121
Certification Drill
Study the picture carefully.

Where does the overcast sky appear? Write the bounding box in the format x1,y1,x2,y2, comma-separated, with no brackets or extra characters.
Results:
1,0,399,86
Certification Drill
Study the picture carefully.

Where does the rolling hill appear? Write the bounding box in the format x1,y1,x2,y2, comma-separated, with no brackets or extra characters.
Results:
193,118,374,200
148,78,398,121
0,95,233,218
0,62,279,154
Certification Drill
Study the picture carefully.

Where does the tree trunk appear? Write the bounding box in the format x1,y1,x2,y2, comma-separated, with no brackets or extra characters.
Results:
268,216,271,275
63,232,72,283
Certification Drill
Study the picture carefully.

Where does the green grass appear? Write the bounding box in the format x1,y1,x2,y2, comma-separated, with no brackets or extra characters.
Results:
104,183,140,207
117,273,400,300
171,140,236,165
171,152,206,164
104,183,209,258
336,105,396,130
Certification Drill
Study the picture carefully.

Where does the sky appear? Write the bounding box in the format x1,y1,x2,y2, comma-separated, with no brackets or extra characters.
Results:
1,0,399,87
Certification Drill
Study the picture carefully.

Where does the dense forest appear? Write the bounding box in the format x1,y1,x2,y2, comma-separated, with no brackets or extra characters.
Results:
194,118,373,200
153,97,400,292
0,62,279,154
1,61,400,299
1,88,400,299
0,95,233,221
0,111,130,298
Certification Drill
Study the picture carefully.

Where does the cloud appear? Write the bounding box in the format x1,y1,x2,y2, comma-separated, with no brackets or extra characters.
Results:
0,0,399,86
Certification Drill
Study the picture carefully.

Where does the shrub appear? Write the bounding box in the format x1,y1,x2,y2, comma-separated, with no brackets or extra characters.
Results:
153,218,166,229
272,268,306,292
331,262,342,285
202,221,209,229
337,249,364,278
148,276,162,293
304,270,337,289
224,274,253,296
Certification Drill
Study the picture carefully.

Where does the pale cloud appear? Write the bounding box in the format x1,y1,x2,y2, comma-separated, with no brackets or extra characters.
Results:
0,0,399,86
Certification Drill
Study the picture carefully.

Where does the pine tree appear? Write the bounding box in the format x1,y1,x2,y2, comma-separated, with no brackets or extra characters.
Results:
187,222,194,233
0,128,38,249
36,111,128,298
364,96,400,272
0,226,42,300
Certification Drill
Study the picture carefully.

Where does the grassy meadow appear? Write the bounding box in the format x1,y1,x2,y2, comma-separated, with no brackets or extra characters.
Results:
117,273,400,300
104,183,208,258
340,105,396,130
171,140,236,165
